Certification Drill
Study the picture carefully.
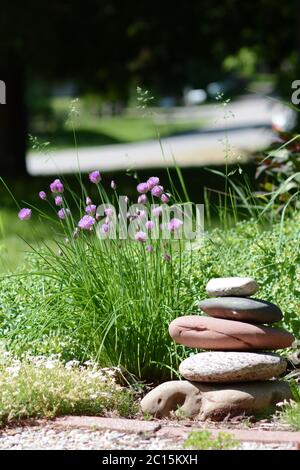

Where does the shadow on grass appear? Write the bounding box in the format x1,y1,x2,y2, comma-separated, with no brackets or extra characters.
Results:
28,123,206,149
28,128,124,149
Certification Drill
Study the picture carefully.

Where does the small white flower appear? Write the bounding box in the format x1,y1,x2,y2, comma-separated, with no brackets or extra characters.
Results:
65,360,80,370
5,365,21,377
84,360,94,367
44,362,56,369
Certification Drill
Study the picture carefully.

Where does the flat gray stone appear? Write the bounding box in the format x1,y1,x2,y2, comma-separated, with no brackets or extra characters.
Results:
198,297,282,324
206,277,259,297
179,351,287,382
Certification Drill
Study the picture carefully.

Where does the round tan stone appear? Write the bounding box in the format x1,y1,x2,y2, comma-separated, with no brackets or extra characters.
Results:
140,380,292,421
206,277,259,297
179,351,287,382
168,316,294,350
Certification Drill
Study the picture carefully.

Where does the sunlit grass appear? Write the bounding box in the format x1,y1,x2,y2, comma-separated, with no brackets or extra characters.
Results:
1,205,300,380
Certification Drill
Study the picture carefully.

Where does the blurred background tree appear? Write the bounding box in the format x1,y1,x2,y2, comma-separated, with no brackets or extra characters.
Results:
0,0,299,175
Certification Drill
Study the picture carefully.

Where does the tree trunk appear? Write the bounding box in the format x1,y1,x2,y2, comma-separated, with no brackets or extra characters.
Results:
0,70,27,176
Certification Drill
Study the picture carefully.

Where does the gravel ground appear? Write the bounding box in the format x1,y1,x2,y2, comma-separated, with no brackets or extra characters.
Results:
0,424,295,450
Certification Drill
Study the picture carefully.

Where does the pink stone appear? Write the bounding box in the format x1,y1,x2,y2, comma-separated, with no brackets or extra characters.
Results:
168,316,294,351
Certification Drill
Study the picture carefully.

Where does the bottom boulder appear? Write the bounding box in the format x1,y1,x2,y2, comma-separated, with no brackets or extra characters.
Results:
140,380,291,421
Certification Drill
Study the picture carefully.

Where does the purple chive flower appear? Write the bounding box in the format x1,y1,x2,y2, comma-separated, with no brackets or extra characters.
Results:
145,220,155,230
161,193,170,204
50,178,64,194
18,208,32,221
104,208,114,217
168,218,183,231
164,253,172,262
135,231,147,243
137,182,149,194
101,223,110,234
146,245,154,252
152,206,163,217
55,196,63,206
111,180,117,190
138,194,148,204
39,191,47,200
86,196,92,205
58,208,70,220
89,170,102,184
85,204,97,215
78,215,95,230
147,176,160,190
151,185,164,197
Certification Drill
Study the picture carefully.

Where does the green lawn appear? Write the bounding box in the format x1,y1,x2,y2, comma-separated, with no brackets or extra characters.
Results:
29,97,205,150
0,208,54,273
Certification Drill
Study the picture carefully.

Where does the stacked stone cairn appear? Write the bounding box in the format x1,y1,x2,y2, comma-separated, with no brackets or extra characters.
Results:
141,277,294,421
